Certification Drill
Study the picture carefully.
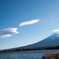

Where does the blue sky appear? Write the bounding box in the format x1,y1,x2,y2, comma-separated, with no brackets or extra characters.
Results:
0,0,59,50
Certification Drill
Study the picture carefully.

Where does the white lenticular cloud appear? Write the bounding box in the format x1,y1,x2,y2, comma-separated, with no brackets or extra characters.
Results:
53,29,59,32
0,28,19,38
0,34,11,38
19,19,40,27
3,28,19,34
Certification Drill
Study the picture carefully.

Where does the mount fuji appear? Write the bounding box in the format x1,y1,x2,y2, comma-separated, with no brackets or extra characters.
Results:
0,33,59,52
15,33,59,50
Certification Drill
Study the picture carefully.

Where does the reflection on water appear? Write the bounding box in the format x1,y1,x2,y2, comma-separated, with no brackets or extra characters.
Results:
0,50,59,59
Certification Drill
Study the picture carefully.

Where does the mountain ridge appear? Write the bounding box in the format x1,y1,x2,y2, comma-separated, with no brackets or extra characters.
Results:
15,33,59,49
0,33,59,52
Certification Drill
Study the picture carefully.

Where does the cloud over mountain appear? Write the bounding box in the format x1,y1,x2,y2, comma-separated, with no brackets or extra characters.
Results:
0,28,19,38
19,19,40,27
53,29,59,33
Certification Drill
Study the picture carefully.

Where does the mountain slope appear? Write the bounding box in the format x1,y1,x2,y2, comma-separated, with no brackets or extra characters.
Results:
17,33,59,49
0,33,59,52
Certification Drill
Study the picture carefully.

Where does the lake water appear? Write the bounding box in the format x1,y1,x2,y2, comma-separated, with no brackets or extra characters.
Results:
0,49,59,59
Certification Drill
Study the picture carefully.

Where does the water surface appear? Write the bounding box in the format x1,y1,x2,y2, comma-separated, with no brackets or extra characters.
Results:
0,49,59,59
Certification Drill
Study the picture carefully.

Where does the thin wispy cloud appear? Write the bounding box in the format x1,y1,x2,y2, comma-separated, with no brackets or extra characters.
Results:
0,19,39,38
53,29,59,33
0,34,11,38
19,19,40,27
0,28,19,38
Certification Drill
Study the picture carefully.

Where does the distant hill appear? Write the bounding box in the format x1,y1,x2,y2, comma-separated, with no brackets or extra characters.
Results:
16,33,59,49
0,33,59,52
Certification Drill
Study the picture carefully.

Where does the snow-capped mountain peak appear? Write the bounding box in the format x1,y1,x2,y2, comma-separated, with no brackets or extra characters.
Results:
3,33,59,50
49,33,59,40
18,33,59,49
